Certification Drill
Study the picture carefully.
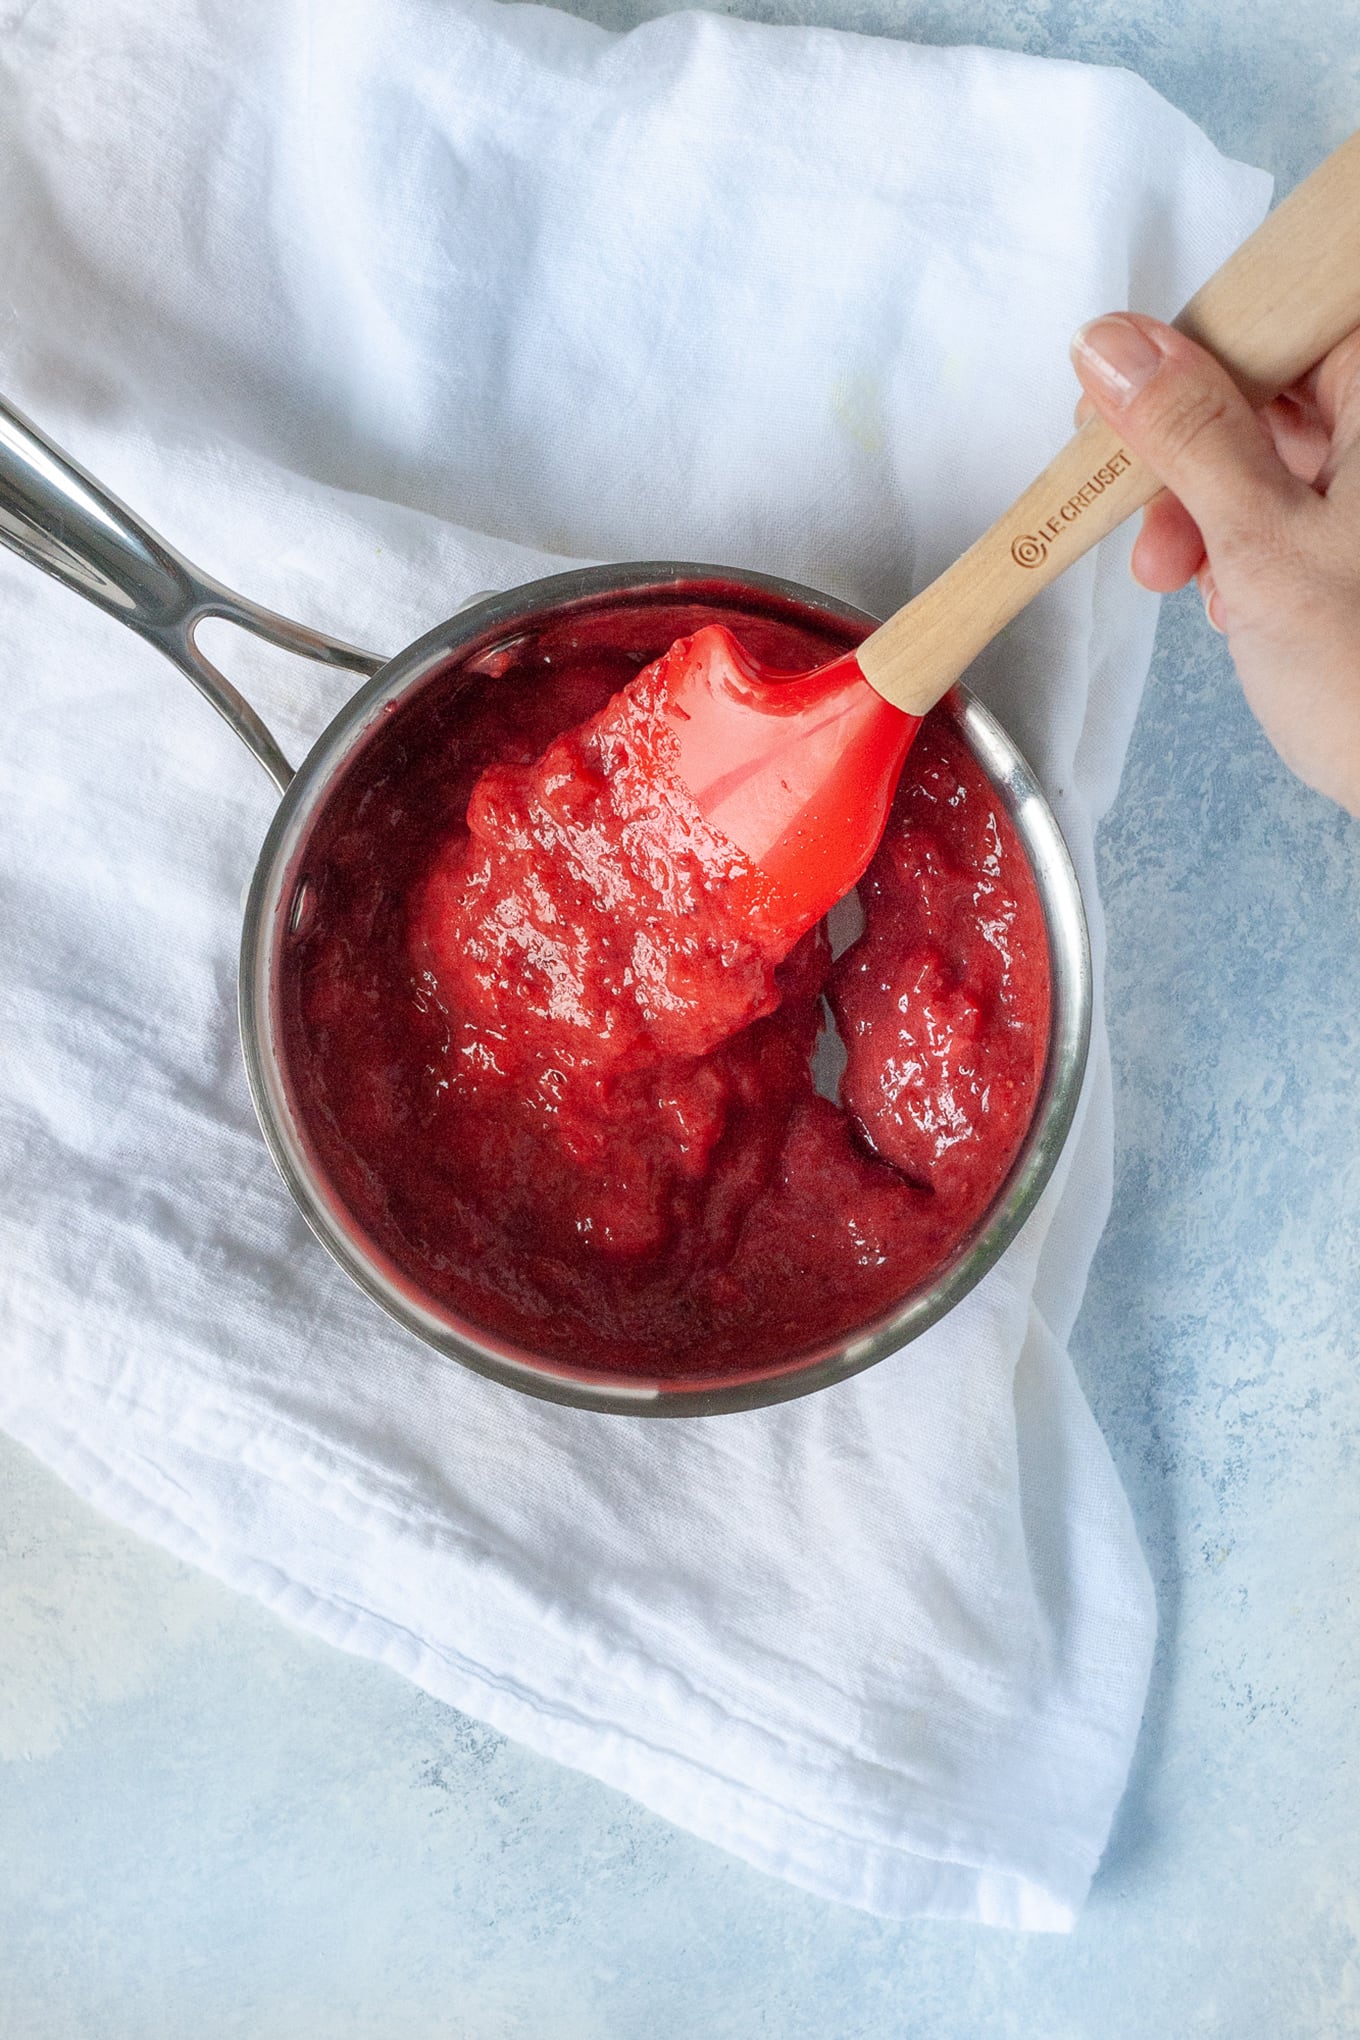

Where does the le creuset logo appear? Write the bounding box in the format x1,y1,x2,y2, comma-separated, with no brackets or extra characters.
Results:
1010,446,1134,567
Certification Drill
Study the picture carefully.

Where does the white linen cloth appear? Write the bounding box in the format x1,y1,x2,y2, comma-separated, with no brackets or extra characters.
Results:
0,0,1269,1929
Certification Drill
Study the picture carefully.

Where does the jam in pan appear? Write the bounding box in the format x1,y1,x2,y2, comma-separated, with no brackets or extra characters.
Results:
279,596,1051,1383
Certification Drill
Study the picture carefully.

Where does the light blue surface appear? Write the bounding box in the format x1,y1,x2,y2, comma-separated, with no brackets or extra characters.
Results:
3,1,1358,2034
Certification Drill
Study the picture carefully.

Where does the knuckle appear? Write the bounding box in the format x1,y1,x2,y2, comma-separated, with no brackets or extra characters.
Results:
1137,374,1233,466
1318,326,1360,417
1326,340,1360,451
1212,505,1325,611
1214,504,1295,578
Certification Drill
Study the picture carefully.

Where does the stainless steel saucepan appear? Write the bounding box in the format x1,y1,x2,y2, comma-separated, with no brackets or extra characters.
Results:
0,396,1090,1416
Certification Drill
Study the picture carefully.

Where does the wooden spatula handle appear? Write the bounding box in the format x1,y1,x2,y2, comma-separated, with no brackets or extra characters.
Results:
858,130,1360,718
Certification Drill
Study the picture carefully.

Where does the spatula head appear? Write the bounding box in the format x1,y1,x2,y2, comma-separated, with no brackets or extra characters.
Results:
652,623,921,940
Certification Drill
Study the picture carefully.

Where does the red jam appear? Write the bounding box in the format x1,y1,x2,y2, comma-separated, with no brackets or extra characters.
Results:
279,595,1051,1384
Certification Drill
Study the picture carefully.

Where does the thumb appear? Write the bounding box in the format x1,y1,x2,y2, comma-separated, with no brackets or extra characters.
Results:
1070,313,1312,564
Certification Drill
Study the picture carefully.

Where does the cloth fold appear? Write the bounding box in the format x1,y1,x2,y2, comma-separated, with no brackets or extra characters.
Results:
0,0,1269,1927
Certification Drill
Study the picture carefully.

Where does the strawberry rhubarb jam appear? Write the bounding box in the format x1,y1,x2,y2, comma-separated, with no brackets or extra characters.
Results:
279,595,1051,1383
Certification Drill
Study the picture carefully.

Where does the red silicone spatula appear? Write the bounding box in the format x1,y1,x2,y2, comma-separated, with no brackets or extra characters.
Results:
649,131,1360,939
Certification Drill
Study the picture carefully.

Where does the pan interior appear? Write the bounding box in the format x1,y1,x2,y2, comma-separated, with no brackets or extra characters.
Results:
239,566,1089,1417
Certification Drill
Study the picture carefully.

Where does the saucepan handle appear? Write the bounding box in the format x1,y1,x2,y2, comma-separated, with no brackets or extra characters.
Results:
0,396,387,792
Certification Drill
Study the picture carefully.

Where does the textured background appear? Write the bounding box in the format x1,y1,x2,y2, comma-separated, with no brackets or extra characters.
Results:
3,0,1358,2034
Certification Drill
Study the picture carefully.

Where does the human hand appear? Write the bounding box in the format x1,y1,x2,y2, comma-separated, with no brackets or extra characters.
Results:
1070,312,1360,815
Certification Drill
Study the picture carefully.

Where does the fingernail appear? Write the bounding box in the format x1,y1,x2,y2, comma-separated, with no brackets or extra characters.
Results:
1072,316,1165,405
1200,571,1227,634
